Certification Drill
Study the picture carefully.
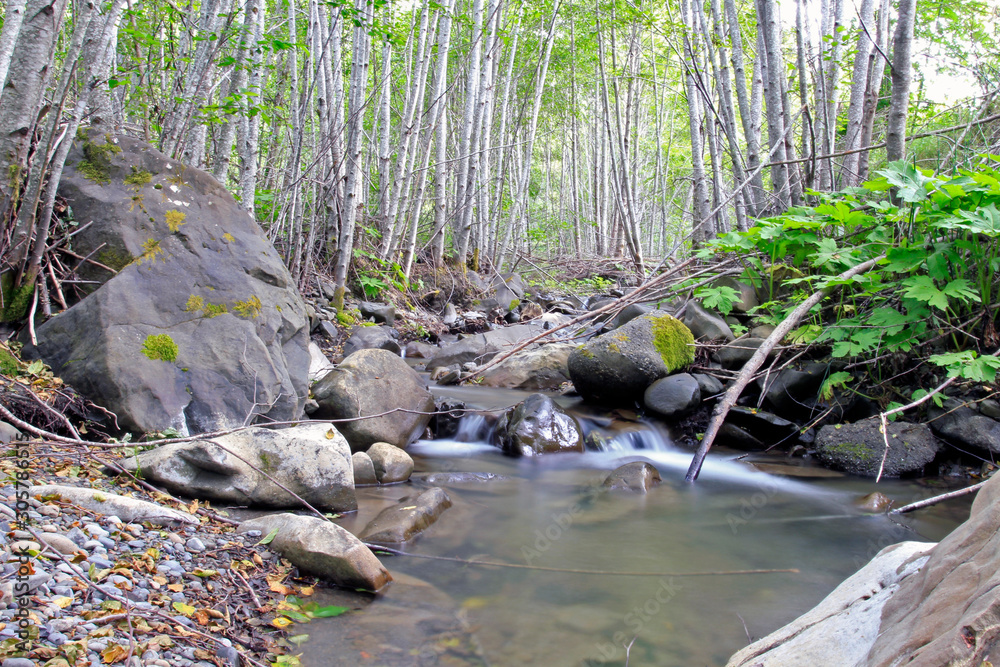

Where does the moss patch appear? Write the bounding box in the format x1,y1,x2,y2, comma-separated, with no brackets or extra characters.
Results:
0,345,19,376
164,210,186,233
234,295,262,319
77,136,122,184
0,273,35,323
184,294,227,318
141,334,178,362
97,247,134,272
651,314,695,371
134,238,164,265
823,442,876,462
124,166,152,189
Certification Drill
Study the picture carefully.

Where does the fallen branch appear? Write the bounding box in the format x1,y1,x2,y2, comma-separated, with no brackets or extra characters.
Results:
684,255,885,482
366,543,798,577
890,480,988,514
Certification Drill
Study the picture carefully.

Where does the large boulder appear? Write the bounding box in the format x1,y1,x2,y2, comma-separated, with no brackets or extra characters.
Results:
815,421,940,478
26,132,309,435
715,337,767,369
477,343,575,390
726,541,934,667
425,324,542,371
238,514,391,592
567,311,695,403
311,348,434,451
866,472,1000,665
117,423,356,511
494,393,584,456
682,301,735,341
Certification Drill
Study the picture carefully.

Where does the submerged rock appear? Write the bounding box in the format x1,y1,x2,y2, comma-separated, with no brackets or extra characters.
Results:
311,348,434,451
603,461,662,493
494,393,584,456
478,342,575,391
815,421,940,478
238,514,391,592
358,487,452,543
567,311,695,403
117,423,357,511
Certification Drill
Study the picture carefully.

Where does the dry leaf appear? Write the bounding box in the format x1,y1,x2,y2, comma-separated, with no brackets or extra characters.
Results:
100,644,129,664
270,617,294,629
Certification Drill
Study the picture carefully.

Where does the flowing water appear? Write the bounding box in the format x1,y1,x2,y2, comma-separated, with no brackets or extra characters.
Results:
298,386,973,667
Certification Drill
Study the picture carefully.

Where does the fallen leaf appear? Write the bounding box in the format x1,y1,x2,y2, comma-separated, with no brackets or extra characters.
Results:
172,602,196,616
101,643,129,664
53,596,74,609
270,617,294,629
167,583,184,592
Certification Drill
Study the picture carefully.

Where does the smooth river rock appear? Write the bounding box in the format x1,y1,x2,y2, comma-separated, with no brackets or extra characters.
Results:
367,441,414,484
238,514,391,592
603,461,662,493
494,393,584,456
358,487,452,544
30,485,197,525
118,423,357,511
815,421,940,478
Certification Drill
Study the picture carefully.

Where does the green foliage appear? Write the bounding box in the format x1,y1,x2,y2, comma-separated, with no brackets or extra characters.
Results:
141,334,178,362
0,345,18,376
928,350,1000,382
702,161,1000,365
694,285,740,317
819,371,853,401
234,295,263,319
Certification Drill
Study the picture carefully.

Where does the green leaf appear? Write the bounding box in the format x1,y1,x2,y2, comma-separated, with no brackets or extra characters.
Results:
694,285,740,317
902,275,950,310
308,605,349,618
257,528,279,545
819,372,853,400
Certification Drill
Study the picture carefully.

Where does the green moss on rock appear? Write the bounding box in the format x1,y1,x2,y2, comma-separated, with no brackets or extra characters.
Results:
0,273,35,323
651,314,695,371
77,136,122,184
141,334,178,362
0,345,19,376
823,441,876,461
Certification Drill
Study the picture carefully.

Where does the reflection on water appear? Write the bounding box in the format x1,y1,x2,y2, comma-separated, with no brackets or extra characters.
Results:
297,390,973,667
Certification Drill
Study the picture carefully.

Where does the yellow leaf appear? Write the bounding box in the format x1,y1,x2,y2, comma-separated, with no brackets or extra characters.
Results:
167,583,184,592
325,429,336,439
172,602,196,616
270,617,294,629
400,506,417,510
298,586,314,597
53,596,74,609
101,643,129,663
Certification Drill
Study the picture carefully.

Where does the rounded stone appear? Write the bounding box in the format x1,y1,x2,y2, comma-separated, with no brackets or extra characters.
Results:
643,373,702,418
366,442,414,484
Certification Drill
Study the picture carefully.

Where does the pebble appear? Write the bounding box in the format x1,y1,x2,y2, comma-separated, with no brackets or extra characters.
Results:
84,523,108,539
185,537,206,552
3,658,37,667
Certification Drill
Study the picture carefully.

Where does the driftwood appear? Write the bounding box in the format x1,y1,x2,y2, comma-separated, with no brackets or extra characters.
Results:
890,480,988,514
684,255,884,482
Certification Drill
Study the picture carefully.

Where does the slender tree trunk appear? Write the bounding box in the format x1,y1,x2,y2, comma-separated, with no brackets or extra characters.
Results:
237,0,267,214
756,0,791,210
681,0,712,243
858,0,890,180
886,0,916,162
213,0,258,183
839,0,877,186
0,0,29,100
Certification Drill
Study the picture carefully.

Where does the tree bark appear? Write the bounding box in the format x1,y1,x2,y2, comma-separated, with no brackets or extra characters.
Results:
886,0,916,162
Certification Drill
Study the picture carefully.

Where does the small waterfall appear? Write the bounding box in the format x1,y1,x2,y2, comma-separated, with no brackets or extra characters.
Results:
454,413,493,443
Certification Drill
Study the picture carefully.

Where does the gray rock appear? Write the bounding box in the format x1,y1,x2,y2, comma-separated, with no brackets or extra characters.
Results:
682,301,735,342
692,373,724,398
761,363,831,417
185,537,205,552
716,423,765,450
494,394,583,457
307,342,335,383
358,487,452,544
352,452,378,486
312,348,434,451
26,131,309,435
341,325,401,358
612,304,652,329
237,514,391,592
815,421,941,478
37,533,84,555
715,337,767,370
0,423,21,445
30,485,197,525
567,311,695,403
927,405,1000,455
403,340,437,359
725,407,799,448
118,423,356,511
980,398,1000,420
726,541,933,667
4,658,38,667
442,303,459,326
425,324,543,370
358,302,395,325
367,442,414,484
603,462,662,493
643,373,701,418
478,343,575,391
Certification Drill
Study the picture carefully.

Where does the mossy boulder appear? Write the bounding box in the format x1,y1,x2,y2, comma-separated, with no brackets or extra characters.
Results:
24,131,310,435
815,421,941,478
567,311,695,404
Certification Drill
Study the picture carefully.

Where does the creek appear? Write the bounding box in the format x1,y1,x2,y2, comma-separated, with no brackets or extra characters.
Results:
298,385,972,667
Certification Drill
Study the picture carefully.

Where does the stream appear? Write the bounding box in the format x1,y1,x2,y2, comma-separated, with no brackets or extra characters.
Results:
298,385,973,666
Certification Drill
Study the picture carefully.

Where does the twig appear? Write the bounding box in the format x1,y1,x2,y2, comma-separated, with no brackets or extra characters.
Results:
890,480,988,514
685,256,885,482
230,569,263,610
875,375,957,482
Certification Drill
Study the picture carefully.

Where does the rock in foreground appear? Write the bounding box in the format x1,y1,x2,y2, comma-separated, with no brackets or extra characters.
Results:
30,484,198,525
238,514,391,592
117,423,357,511
494,393,583,456
815,421,940,478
